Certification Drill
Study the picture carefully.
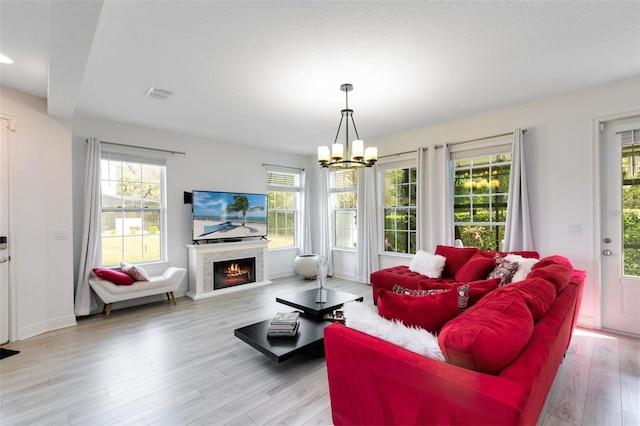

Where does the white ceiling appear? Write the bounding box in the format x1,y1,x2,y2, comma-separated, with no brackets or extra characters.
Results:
1,1,639,155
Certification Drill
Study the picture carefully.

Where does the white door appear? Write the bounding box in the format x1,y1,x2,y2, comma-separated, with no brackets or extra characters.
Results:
600,116,640,336
0,118,11,344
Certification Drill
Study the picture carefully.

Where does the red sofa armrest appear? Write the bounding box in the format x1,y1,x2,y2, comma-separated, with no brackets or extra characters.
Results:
324,323,527,425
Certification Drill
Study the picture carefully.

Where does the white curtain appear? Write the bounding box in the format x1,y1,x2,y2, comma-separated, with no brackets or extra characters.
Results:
300,169,313,254
319,168,333,276
504,128,534,251
416,147,429,251
74,137,101,316
356,166,379,282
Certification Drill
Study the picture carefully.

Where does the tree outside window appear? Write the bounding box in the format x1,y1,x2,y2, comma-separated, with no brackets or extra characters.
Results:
267,170,300,249
453,153,511,251
384,166,417,254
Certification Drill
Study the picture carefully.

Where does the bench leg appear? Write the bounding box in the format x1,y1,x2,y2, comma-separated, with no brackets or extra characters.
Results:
103,303,113,318
167,291,177,305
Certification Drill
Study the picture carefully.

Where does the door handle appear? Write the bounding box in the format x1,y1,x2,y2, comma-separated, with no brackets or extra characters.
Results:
0,256,7,263
602,250,612,256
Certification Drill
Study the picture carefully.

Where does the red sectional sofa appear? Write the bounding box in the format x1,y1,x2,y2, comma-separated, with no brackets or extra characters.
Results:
324,247,586,425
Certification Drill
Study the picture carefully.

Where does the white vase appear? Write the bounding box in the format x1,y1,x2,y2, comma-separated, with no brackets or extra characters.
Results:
294,254,319,279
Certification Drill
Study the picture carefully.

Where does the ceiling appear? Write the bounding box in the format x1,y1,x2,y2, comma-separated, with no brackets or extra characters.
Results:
1,1,639,156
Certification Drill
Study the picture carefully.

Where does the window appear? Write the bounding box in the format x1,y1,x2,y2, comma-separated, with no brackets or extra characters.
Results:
382,164,417,254
453,151,511,251
267,169,301,249
621,130,640,276
331,169,358,249
100,156,166,266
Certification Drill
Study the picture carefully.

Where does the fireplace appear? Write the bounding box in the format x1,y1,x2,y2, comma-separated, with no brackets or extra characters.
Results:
213,257,256,290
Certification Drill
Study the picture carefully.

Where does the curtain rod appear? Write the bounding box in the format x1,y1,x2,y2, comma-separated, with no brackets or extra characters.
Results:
89,139,186,155
378,147,426,160
262,163,305,172
434,129,527,149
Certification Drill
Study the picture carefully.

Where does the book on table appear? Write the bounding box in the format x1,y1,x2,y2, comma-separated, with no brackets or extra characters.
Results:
270,311,301,325
267,320,299,337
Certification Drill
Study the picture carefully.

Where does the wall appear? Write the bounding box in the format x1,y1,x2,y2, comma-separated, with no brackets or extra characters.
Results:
0,86,77,340
325,77,640,329
71,115,308,311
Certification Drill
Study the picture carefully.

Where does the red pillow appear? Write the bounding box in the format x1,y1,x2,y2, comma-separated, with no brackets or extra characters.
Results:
527,264,572,293
481,250,540,259
531,255,574,271
465,277,501,306
454,253,496,282
438,290,534,374
435,245,479,278
377,288,459,333
93,268,135,286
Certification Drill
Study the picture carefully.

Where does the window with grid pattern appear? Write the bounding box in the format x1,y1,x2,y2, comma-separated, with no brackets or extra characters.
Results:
267,169,300,249
383,165,417,254
100,156,166,266
331,169,358,249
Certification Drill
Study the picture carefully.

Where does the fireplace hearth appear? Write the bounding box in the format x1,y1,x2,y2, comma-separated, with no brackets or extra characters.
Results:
214,257,256,290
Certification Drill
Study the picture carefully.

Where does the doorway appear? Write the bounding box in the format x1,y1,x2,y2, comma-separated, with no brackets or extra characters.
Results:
600,115,640,336
0,117,12,343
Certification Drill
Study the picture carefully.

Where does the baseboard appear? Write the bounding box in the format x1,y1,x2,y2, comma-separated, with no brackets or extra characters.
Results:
18,315,77,341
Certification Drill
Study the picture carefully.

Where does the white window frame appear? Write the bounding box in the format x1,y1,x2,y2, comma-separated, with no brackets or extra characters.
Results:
330,169,358,250
378,158,418,255
266,167,302,250
451,138,512,251
99,152,167,266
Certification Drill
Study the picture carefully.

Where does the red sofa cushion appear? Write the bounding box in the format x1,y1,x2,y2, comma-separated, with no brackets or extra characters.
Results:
527,263,573,293
465,277,501,306
438,288,534,374
498,278,556,321
435,245,479,278
92,268,135,286
454,252,496,282
378,288,459,333
481,250,540,259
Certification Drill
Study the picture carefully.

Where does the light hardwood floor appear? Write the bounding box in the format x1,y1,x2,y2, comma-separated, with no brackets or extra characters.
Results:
0,276,638,425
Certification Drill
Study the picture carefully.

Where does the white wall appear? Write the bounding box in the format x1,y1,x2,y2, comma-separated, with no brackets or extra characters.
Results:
71,116,308,308
326,77,640,329
0,86,77,340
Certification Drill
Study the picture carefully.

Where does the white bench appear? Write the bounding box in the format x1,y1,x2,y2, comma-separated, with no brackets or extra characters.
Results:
89,266,187,318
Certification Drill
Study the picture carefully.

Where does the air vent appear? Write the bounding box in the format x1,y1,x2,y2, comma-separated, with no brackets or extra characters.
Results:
145,86,173,101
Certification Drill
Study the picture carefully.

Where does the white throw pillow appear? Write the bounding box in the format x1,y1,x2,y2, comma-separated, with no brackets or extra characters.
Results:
120,262,150,282
340,301,445,362
409,250,446,278
505,254,539,283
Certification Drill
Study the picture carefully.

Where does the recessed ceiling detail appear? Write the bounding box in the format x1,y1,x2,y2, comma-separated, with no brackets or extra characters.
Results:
145,86,173,102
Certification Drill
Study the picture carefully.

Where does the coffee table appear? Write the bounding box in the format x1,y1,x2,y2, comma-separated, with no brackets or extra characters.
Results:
233,288,363,362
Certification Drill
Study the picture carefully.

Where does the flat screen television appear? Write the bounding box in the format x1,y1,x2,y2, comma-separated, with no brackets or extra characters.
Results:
191,190,268,242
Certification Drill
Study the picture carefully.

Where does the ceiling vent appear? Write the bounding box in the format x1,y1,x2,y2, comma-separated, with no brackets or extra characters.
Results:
145,86,173,102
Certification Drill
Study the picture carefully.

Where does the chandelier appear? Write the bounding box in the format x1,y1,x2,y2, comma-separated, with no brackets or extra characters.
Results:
318,83,377,169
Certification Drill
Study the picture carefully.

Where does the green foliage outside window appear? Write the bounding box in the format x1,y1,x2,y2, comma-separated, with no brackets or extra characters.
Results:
622,144,640,276
384,167,417,254
267,190,296,249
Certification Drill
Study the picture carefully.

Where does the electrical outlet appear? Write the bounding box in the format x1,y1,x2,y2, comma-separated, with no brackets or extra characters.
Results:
54,230,69,240
567,224,581,235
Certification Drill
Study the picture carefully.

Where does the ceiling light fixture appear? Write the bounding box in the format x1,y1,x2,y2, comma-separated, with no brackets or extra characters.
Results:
318,83,377,169
0,54,14,64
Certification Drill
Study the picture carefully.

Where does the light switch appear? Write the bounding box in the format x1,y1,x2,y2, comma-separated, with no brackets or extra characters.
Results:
567,224,581,235
54,230,69,240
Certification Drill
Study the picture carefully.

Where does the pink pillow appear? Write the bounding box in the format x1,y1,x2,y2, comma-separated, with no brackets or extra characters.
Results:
120,263,149,282
93,268,135,286
454,253,496,282
435,245,479,278
378,288,459,333
438,289,534,374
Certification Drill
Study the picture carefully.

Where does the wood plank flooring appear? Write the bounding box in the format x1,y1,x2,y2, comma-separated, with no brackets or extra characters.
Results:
0,276,638,425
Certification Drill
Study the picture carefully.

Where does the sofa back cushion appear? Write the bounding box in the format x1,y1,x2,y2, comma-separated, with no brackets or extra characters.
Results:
497,277,556,321
527,263,573,293
438,289,534,374
378,288,459,333
435,245,479,278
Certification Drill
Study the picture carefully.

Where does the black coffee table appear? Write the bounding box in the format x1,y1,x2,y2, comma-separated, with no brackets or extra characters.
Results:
234,288,362,362
276,288,364,317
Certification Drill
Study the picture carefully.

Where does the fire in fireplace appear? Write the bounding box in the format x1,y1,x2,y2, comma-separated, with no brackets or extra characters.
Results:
213,257,256,290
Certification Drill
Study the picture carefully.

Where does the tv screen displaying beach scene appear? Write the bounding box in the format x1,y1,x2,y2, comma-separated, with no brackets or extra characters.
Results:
192,190,268,241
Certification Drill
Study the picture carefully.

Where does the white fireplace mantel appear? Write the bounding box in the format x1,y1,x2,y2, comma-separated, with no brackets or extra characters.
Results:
186,239,271,300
